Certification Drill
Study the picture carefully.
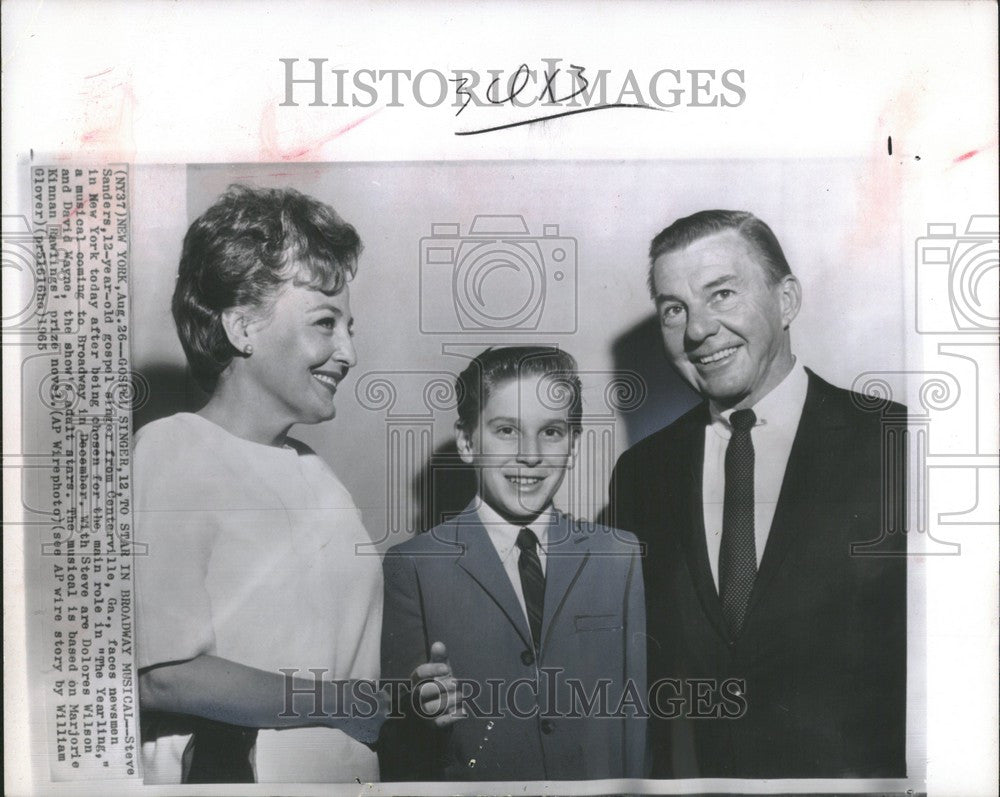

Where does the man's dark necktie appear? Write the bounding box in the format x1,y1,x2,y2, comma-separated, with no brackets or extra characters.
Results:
719,408,757,639
516,527,545,652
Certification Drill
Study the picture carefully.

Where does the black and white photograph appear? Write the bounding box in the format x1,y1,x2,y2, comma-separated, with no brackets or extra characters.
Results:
2,3,997,796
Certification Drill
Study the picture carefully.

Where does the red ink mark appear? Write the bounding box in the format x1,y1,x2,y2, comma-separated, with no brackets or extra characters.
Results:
84,67,114,80
259,105,381,161
947,140,998,170
73,79,137,162
60,203,85,224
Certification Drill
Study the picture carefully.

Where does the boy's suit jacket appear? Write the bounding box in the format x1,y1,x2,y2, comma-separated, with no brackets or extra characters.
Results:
609,368,907,778
380,507,647,781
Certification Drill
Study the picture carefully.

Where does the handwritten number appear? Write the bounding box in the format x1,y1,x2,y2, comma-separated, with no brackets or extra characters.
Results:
454,61,659,135
466,62,590,112
452,76,472,117
562,64,589,103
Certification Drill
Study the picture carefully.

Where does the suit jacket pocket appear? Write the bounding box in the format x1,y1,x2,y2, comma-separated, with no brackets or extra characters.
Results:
574,613,622,632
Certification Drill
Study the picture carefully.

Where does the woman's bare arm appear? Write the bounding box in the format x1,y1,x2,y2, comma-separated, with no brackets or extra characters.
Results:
139,654,384,741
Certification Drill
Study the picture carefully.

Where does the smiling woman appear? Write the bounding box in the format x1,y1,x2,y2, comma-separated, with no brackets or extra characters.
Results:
201,281,358,441
133,185,383,784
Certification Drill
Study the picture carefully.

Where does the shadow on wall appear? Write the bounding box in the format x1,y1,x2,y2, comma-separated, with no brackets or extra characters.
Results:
411,439,477,535
611,313,700,447
132,363,208,433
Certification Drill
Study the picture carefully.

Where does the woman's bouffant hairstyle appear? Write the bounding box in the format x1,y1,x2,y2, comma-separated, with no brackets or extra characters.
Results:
172,184,361,390
454,347,583,434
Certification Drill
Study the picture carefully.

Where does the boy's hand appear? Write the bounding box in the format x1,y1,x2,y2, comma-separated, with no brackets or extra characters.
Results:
409,641,466,728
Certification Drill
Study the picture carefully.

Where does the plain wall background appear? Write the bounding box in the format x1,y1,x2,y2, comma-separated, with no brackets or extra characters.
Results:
130,161,906,550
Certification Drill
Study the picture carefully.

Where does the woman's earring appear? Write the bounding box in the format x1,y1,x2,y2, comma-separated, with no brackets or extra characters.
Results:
243,344,254,356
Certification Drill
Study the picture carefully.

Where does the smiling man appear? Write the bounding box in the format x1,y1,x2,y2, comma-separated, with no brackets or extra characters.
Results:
609,210,907,779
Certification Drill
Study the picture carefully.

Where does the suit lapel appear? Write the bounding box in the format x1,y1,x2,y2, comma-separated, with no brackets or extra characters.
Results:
540,513,589,651
452,510,534,651
745,370,847,621
675,406,732,642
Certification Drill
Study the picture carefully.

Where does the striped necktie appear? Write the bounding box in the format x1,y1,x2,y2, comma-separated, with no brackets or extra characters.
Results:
719,408,757,639
516,527,545,652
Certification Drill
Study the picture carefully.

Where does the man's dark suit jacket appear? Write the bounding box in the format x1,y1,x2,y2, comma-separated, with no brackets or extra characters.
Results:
609,368,907,779
379,508,646,781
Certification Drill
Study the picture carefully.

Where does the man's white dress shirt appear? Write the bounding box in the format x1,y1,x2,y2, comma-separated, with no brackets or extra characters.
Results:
477,501,551,626
702,360,809,590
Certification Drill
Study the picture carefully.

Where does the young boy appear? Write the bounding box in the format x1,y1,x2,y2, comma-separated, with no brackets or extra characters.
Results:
380,347,646,781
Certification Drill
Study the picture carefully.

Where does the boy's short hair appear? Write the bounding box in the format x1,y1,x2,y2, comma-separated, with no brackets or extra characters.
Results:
455,347,583,433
